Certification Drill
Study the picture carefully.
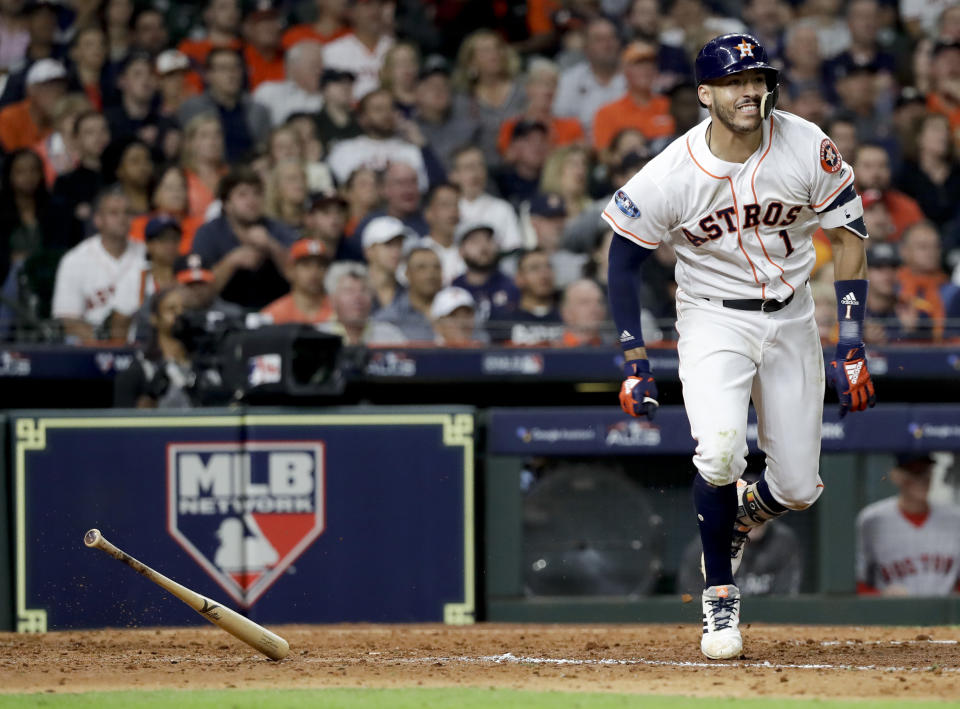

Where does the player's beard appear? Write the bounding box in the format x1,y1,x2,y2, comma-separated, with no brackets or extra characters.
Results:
714,99,762,135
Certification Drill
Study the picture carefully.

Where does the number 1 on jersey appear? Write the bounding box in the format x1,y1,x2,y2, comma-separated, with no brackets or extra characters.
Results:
777,229,795,257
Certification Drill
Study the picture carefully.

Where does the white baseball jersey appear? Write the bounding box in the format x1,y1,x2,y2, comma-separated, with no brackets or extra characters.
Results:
857,498,960,596
602,111,859,302
51,236,147,325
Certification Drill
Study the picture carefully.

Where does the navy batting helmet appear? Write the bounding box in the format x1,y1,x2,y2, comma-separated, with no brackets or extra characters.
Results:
695,33,780,116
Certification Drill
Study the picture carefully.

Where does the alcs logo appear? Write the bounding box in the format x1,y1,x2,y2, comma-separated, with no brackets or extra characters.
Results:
168,442,326,607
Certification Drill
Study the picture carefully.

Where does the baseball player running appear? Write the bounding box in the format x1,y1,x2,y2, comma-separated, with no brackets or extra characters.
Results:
603,34,876,659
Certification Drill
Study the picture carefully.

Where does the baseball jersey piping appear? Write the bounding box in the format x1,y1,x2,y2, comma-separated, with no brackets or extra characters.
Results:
749,116,794,296
810,171,853,210
684,134,761,289
601,209,659,247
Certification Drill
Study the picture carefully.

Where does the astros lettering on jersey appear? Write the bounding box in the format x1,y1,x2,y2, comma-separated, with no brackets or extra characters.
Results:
601,110,855,302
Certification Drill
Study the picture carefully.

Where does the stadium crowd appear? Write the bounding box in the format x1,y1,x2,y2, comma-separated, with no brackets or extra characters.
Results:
1,0,959,355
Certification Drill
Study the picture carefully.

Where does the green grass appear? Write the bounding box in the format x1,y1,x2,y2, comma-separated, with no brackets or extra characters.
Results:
0,690,958,709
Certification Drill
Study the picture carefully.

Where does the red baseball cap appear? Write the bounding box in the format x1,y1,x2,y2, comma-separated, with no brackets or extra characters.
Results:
289,239,331,263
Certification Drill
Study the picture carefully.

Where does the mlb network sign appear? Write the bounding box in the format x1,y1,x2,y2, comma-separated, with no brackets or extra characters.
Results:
167,442,326,607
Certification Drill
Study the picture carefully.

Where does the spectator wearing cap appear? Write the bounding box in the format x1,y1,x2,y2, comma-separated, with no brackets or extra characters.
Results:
318,262,407,345
450,30,524,168
897,221,948,342
282,0,350,50
510,192,587,290
422,183,464,284
174,252,247,319
451,222,519,322
853,143,925,242
488,248,563,345
177,0,243,95
494,119,550,208
0,58,66,151
261,238,333,324
895,113,960,230
51,109,110,240
857,454,960,596
496,58,584,159
51,185,146,341
66,24,107,111
315,67,361,147
104,53,175,151
558,278,608,347
323,0,395,101
430,286,487,346
362,215,406,311
864,242,908,344
823,0,896,103
626,0,693,91
156,50,193,117
372,240,442,342
241,2,285,90
553,17,626,140
592,40,674,152
191,167,298,309
304,191,351,261
414,54,481,172
253,40,325,126
131,7,170,56
327,88,430,193
115,215,182,322
179,48,271,163
449,144,523,252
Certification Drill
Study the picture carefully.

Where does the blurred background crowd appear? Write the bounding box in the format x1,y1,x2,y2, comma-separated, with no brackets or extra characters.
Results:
1,0,959,358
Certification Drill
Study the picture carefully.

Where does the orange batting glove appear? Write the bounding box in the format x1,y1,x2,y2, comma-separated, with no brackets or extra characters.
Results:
829,346,876,418
620,359,659,420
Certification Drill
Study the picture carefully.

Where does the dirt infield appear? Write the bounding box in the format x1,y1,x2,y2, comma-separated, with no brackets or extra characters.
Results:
2,624,959,699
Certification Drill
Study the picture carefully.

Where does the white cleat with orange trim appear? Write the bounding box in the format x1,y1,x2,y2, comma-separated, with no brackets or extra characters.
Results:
701,584,743,660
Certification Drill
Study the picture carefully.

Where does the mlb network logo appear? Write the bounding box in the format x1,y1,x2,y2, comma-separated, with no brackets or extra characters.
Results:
167,442,326,607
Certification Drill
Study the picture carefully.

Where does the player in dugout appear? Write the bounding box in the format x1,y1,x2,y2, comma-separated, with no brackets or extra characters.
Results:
604,34,876,659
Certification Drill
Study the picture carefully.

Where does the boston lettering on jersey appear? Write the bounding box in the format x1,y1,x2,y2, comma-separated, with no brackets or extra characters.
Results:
681,202,803,247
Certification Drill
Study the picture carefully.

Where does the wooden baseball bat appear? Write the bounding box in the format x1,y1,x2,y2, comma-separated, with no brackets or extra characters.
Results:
84,528,289,661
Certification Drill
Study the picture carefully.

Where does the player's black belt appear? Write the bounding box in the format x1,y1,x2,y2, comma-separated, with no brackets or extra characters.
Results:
712,291,795,313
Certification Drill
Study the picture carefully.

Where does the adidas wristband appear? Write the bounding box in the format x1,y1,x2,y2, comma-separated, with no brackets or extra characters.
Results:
834,279,868,354
608,233,654,352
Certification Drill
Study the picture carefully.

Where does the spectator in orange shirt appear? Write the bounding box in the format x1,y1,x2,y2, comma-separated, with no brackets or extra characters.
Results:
242,4,286,90
854,142,925,242
129,165,204,254
897,221,948,341
177,0,243,94
0,58,67,152
926,40,960,138
261,238,333,324
497,57,584,157
558,278,608,347
181,112,227,220
592,41,674,152
67,23,106,110
282,0,350,50
32,92,91,187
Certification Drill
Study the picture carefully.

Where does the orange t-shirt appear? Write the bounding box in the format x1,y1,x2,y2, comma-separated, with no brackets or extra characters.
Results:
497,115,585,155
927,92,960,134
177,36,243,94
261,294,332,324
526,0,562,35
0,99,45,152
883,190,925,242
281,24,350,50
129,213,204,254
592,93,675,151
185,169,220,220
243,45,285,91
897,266,947,340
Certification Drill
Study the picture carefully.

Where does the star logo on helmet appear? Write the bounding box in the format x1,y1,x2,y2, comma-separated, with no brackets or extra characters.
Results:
736,41,754,59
